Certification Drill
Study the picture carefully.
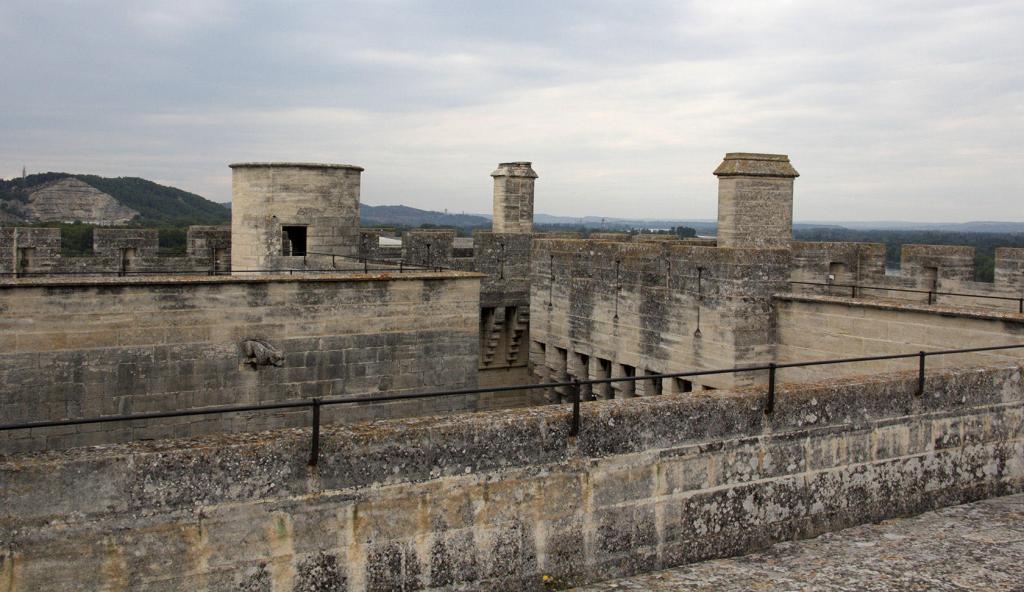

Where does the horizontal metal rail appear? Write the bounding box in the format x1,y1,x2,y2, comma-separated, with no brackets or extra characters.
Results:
0,265,449,278
3,343,1023,464
791,280,1024,312
1,251,449,278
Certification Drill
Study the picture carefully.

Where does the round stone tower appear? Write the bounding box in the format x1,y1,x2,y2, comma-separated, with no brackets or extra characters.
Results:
713,153,799,249
229,162,363,271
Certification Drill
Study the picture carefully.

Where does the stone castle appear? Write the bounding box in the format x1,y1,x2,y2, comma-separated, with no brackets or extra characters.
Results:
1,153,1023,590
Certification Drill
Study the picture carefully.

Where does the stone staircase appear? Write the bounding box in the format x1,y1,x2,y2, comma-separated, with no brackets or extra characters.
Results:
507,307,529,364
481,307,506,366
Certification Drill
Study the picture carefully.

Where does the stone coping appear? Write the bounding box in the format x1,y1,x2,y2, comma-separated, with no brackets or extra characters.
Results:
713,152,799,178
0,269,483,289
228,162,364,171
3,362,1017,469
775,292,1024,323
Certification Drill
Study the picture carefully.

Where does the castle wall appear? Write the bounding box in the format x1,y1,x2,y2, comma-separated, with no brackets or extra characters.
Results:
0,226,231,276
0,272,481,453
402,229,455,270
0,227,61,275
773,293,1024,383
791,242,1024,313
2,364,1021,590
530,238,791,395
399,229,537,400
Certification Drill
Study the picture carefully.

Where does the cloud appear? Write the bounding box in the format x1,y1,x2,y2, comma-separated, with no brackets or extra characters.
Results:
0,0,1021,222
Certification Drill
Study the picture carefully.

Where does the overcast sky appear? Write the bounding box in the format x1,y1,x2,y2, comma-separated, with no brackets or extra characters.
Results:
1,1,1021,222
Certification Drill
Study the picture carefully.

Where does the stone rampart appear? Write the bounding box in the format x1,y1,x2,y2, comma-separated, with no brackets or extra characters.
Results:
0,272,481,453
1,364,1021,590
791,242,1024,313
530,238,790,394
773,293,1024,383
0,226,230,276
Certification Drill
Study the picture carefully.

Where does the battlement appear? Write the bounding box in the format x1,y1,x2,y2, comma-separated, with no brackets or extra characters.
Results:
0,225,230,276
791,241,1024,312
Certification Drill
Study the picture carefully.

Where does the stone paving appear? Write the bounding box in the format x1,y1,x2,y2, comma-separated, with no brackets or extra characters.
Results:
574,494,1024,591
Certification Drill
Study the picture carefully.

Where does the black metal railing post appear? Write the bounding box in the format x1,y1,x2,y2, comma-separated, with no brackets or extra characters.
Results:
917,351,926,396
765,363,777,414
308,398,321,466
1018,298,1023,314
569,377,580,437
364,258,369,273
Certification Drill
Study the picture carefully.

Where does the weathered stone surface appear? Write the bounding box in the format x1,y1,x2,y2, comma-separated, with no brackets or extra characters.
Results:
491,162,537,234
712,153,799,178
573,493,1024,591
530,238,791,393
1,364,1021,591
230,163,364,271
773,292,1024,383
0,271,483,452
0,226,230,276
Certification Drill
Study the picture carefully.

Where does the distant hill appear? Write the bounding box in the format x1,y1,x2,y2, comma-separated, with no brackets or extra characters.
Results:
360,204,491,228
0,173,230,226
806,220,1024,233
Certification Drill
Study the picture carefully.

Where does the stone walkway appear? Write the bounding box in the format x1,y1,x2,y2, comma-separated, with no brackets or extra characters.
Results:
574,494,1024,591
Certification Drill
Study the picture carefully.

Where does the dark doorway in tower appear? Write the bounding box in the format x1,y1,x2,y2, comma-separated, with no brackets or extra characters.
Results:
282,226,308,256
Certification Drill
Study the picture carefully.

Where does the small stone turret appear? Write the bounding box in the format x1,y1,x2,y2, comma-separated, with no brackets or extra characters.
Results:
713,153,799,248
229,162,363,271
491,162,537,234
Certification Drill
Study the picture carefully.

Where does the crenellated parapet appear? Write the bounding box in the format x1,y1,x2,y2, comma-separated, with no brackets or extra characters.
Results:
0,226,231,277
402,229,455,269
791,241,1024,311
530,237,791,395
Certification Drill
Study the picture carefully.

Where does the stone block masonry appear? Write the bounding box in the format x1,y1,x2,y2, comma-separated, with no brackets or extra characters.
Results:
1,363,1021,590
230,163,363,271
713,153,798,249
0,271,482,453
1,226,231,276
773,292,1024,383
491,162,537,234
791,242,1024,314
530,238,791,393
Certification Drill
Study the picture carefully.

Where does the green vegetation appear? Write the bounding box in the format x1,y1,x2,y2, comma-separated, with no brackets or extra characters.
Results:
1,173,228,256
0,172,229,225
73,175,228,225
26,222,189,256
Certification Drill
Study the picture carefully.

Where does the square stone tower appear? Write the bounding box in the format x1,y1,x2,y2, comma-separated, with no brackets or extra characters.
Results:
713,153,799,248
491,162,538,233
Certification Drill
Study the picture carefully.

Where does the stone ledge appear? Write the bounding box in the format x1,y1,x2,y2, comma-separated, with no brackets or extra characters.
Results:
0,269,485,289
775,291,1024,324
228,162,364,171
713,153,800,178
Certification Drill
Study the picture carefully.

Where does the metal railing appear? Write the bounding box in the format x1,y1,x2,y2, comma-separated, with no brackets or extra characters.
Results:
3,343,1023,465
790,280,1024,313
303,251,451,273
0,253,451,279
